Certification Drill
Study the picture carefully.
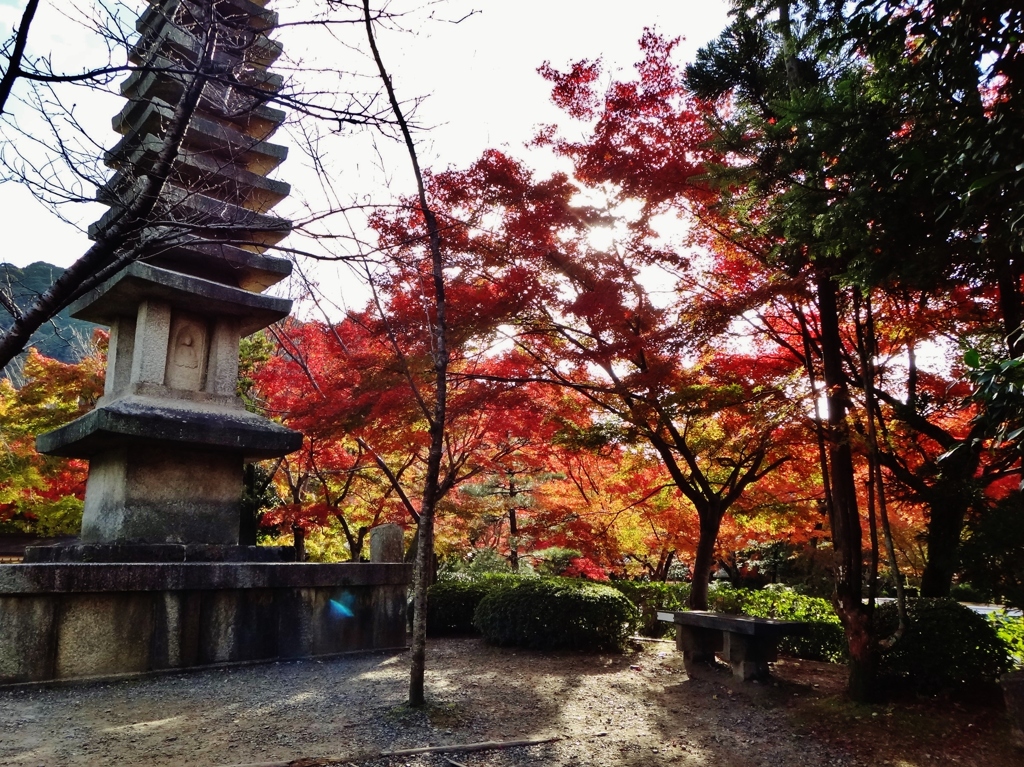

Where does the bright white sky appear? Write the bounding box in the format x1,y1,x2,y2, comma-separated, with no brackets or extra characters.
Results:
0,0,731,309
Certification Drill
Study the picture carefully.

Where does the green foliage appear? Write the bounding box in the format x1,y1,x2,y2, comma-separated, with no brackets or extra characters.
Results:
609,580,691,637
738,585,847,663
27,496,83,537
949,581,992,604
876,599,1013,692
533,547,582,577
438,548,518,579
706,584,847,663
238,332,275,412
989,611,1024,669
240,462,282,545
465,548,514,575
473,576,638,651
705,582,748,615
427,575,514,635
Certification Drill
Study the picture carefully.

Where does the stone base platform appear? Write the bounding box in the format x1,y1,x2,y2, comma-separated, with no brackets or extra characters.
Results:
0,561,412,685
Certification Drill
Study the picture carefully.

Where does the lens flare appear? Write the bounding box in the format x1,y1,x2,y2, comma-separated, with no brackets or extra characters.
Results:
329,592,355,618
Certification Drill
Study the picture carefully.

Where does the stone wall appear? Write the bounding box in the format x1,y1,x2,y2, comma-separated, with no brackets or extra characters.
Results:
0,562,411,685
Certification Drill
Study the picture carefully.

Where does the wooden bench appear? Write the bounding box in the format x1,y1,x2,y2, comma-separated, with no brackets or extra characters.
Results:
657,610,810,681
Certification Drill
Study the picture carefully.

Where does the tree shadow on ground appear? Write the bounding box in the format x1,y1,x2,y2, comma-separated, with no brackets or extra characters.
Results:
643,656,1022,767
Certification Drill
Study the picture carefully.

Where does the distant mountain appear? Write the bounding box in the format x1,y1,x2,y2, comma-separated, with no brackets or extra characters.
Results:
0,262,100,365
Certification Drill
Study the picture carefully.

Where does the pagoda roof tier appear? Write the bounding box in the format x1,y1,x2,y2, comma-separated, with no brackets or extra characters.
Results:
99,136,291,213
109,99,287,174
68,262,291,334
88,180,291,248
139,0,278,35
139,237,291,291
134,5,282,68
129,41,284,92
36,393,302,459
120,67,285,139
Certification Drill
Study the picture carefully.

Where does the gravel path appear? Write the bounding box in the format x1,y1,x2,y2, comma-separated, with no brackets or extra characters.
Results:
0,637,879,766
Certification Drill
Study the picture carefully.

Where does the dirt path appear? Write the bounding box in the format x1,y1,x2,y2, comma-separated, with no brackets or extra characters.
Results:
0,637,1018,766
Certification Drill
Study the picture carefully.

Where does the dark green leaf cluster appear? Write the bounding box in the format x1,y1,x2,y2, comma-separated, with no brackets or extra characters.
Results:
426,574,520,635
876,598,1013,692
607,580,692,637
964,352,1024,459
687,0,1022,293
960,493,1024,611
472,577,638,651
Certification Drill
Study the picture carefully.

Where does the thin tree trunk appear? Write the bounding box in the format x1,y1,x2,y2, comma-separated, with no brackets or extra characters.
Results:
866,462,879,608
860,295,907,638
362,0,449,708
508,506,519,571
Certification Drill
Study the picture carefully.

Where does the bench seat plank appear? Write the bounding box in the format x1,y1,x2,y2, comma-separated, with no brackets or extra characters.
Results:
657,610,810,636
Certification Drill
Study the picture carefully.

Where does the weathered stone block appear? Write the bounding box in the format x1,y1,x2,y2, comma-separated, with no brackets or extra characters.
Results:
370,524,404,563
0,596,56,683
55,593,153,678
81,447,242,544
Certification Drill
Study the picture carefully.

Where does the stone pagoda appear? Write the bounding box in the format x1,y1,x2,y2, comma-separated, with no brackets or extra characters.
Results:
36,0,301,553
0,0,411,687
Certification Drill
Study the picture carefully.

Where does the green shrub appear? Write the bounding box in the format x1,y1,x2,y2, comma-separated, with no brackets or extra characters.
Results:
427,578,494,635
533,547,582,577
960,493,1024,611
706,582,747,614
703,584,846,662
473,577,638,651
988,610,1024,669
609,580,691,637
738,585,847,663
949,582,992,604
426,573,526,635
876,598,1013,692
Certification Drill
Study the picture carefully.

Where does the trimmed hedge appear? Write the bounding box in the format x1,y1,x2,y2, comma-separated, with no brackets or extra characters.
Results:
608,580,691,637
876,598,1013,692
427,576,510,636
473,577,638,651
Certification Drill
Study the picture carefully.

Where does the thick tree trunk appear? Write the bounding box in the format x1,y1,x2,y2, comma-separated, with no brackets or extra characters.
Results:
815,271,876,701
687,509,723,610
920,479,973,597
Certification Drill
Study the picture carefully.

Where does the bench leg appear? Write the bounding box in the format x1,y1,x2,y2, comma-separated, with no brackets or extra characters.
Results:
721,633,778,681
675,625,721,671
